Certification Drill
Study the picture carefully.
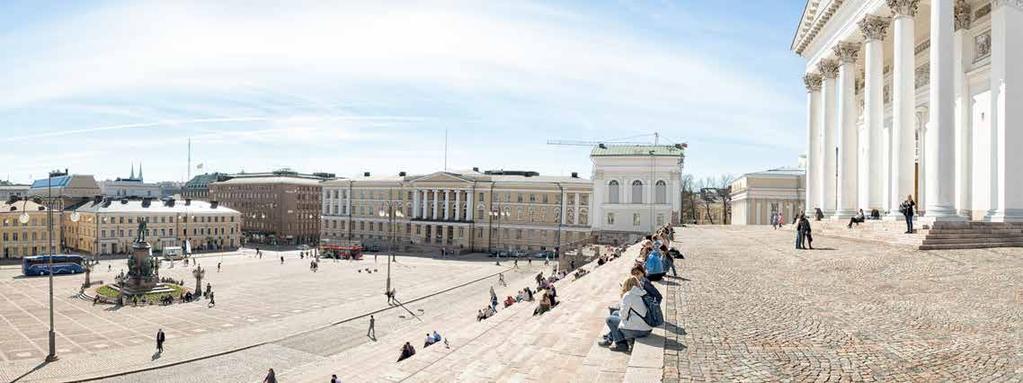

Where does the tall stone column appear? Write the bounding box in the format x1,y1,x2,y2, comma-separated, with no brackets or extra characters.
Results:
954,0,973,217
443,190,451,220
803,73,823,213
421,190,429,219
818,59,840,215
432,190,439,220
573,193,581,225
455,190,462,221
888,0,919,218
833,41,860,219
988,0,1023,221
860,15,889,211
924,0,960,219
412,188,420,219
466,191,474,221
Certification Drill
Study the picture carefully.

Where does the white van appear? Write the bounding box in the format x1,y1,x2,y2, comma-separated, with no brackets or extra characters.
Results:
163,246,184,260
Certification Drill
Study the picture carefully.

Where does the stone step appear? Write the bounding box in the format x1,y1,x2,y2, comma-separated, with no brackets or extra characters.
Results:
916,242,1023,250
922,237,1023,245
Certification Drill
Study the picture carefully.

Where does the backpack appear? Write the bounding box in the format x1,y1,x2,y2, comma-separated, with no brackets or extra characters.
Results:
632,295,664,327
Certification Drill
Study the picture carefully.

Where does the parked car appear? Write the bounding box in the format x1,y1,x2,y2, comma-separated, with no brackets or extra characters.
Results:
533,250,556,259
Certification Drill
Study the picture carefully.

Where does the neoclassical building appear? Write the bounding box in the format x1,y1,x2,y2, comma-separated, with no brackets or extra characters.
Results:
795,0,1022,221
590,145,684,243
730,167,807,225
320,169,592,253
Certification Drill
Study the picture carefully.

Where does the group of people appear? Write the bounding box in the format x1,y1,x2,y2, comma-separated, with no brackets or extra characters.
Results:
598,225,674,353
800,194,918,248
395,330,446,362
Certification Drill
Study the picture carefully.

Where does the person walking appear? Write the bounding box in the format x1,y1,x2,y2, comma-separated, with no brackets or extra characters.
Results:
801,214,814,249
367,315,376,339
900,195,917,233
331,374,341,383
208,291,215,307
280,255,285,264
770,212,778,229
795,214,807,249
156,328,165,353
217,262,221,272
263,368,277,383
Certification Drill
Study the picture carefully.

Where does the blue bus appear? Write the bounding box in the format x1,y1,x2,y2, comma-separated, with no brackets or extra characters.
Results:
22,255,86,276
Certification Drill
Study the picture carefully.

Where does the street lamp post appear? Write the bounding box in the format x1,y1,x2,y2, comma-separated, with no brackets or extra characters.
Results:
45,170,59,361
378,200,403,299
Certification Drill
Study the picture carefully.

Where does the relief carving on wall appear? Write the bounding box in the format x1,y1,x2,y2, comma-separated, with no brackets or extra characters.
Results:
914,63,930,89
974,31,992,63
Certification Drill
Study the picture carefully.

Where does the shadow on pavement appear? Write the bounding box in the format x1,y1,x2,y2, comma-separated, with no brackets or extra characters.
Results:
9,359,52,383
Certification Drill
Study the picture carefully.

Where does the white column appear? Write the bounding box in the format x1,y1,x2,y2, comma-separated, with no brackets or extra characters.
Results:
818,59,839,215
573,192,580,225
443,190,451,220
860,15,889,211
467,191,474,221
412,189,420,219
888,0,918,219
804,73,823,213
834,41,860,218
924,0,959,219
455,190,462,220
954,0,973,218
561,191,568,225
432,190,439,220
988,0,1023,221
420,190,428,219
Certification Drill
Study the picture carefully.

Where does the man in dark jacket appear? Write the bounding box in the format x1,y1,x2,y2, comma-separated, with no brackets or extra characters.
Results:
900,195,916,233
156,328,166,353
798,214,813,249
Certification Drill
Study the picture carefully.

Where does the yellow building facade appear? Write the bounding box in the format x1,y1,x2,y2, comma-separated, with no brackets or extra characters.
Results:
0,200,62,259
64,197,242,255
321,170,593,253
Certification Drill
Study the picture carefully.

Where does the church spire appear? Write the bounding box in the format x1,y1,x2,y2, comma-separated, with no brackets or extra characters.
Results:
130,163,135,179
138,163,143,181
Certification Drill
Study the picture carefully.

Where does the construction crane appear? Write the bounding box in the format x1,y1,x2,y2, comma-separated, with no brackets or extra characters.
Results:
547,132,663,147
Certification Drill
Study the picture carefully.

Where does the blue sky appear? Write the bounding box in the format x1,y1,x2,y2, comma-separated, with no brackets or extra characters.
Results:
0,0,807,184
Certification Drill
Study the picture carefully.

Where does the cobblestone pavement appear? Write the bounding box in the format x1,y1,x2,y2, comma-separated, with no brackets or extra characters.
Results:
664,226,1023,382
0,249,531,382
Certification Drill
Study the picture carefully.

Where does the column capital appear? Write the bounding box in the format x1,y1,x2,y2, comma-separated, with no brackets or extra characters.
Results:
955,0,972,31
833,42,861,64
858,15,891,41
817,59,839,79
992,0,1023,10
887,0,920,18
803,73,823,92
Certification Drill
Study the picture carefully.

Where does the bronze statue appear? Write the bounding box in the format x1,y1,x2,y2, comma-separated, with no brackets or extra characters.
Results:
136,218,147,243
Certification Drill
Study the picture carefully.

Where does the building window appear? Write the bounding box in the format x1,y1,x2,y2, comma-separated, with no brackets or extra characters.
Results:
608,181,620,204
633,213,641,226
655,181,667,204
631,181,643,204
656,213,665,226
607,213,615,225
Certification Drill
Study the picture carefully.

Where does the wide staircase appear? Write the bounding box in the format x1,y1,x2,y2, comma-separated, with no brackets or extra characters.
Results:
919,221,1023,250
278,241,667,382
810,217,1023,250
809,218,929,248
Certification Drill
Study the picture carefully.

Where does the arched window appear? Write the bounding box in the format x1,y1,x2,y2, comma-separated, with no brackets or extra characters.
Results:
631,180,643,204
608,180,620,204
655,180,667,204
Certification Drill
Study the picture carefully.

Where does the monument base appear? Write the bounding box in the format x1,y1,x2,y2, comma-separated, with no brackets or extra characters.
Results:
111,282,178,295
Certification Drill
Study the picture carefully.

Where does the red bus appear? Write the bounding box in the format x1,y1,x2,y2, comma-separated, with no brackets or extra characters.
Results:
321,244,363,260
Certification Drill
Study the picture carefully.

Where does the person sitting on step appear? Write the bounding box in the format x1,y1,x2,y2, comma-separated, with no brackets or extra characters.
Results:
847,209,866,228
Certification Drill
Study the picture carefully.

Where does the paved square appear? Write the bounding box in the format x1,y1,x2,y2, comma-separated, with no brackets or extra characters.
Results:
664,226,1023,382
0,249,525,382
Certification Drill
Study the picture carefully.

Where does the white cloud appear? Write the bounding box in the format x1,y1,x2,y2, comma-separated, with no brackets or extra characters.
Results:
0,1,804,182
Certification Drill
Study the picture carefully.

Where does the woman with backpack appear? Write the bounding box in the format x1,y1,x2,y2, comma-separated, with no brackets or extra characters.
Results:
645,246,666,281
599,276,653,352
